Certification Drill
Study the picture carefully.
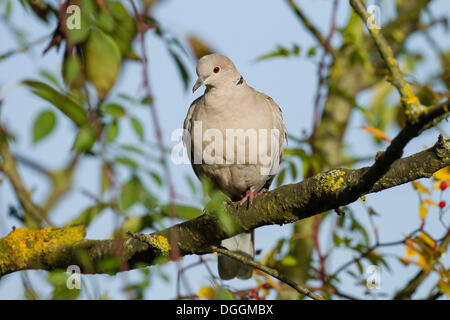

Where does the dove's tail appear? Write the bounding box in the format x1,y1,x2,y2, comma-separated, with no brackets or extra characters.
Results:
218,231,254,280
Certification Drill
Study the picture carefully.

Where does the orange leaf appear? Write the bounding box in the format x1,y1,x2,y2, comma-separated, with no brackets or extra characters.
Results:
360,126,391,143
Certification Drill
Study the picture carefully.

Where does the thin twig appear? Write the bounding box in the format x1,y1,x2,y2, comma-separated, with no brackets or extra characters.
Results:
0,34,51,61
349,0,421,121
286,0,337,59
129,0,178,252
310,0,339,156
211,245,326,300
331,228,421,277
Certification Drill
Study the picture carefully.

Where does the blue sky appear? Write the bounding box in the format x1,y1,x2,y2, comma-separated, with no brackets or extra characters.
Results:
0,0,449,299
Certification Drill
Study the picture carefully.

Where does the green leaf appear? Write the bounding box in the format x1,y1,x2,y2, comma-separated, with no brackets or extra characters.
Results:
106,120,119,142
32,110,56,143
114,156,138,169
281,255,298,267
108,1,139,60
85,28,121,100
256,44,301,61
101,162,111,194
120,176,143,211
69,203,108,227
39,70,62,89
98,257,120,275
103,103,126,118
276,167,286,187
119,176,157,211
72,124,95,152
216,287,235,300
307,46,316,57
95,9,115,32
65,0,92,44
23,80,87,126
160,204,203,220
148,171,163,187
288,160,297,180
62,54,82,86
168,49,190,90
48,270,80,300
130,116,144,140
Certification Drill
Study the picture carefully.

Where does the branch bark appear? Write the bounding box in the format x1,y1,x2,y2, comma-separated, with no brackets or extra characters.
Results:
1,119,449,277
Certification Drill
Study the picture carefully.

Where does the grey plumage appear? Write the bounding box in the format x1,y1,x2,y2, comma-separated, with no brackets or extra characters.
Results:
184,54,286,280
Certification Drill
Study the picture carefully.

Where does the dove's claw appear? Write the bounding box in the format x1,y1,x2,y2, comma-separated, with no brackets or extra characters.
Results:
238,188,267,207
239,189,253,206
254,188,267,197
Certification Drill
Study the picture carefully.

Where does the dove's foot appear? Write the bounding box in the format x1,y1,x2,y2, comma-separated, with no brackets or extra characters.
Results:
238,188,267,207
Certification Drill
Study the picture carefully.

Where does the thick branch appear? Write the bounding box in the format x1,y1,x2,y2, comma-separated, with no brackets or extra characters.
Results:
1,132,448,277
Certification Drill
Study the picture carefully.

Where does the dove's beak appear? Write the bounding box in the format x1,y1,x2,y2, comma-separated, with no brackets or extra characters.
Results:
192,77,205,93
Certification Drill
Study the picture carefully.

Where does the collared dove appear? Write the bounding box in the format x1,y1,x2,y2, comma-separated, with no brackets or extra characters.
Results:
183,54,286,280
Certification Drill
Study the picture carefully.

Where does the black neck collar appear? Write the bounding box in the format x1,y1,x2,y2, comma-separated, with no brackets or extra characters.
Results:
235,75,244,86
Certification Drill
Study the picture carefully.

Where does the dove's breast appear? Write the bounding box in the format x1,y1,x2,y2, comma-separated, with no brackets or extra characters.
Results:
186,88,283,199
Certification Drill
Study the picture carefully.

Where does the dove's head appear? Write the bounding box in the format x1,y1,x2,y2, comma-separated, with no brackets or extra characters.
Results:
192,54,242,93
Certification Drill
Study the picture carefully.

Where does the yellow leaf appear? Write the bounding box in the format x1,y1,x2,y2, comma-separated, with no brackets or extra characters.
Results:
438,279,450,296
360,126,391,143
418,231,436,249
416,254,432,272
411,181,430,194
434,166,450,181
419,203,428,219
405,239,418,257
198,286,216,300
423,199,438,206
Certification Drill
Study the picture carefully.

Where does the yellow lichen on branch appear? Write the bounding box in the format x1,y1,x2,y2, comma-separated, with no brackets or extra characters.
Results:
147,235,171,255
0,225,85,274
315,169,347,193
127,232,171,256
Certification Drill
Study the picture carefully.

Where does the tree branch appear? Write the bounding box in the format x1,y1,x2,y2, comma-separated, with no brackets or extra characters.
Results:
349,0,425,121
286,0,337,59
0,127,52,228
211,246,325,300
1,116,448,277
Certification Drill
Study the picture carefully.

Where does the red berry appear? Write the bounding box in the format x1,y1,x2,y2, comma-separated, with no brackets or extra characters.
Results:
439,201,446,208
440,182,447,191
250,288,258,298
262,283,270,289
257,296,265,300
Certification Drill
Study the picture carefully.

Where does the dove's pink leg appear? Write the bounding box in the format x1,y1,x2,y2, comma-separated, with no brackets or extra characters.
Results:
238,188,267,206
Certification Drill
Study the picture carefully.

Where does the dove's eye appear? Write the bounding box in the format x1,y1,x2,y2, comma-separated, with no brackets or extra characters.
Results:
213,66,220,73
